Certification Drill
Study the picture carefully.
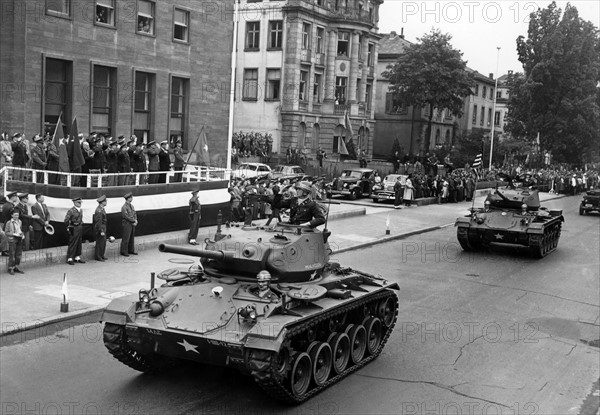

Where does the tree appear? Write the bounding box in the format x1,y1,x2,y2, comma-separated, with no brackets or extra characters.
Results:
382,29,474,152
506,2,600,164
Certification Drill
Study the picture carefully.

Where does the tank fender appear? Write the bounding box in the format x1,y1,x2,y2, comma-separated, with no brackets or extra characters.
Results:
455,217,472,227
525,222,545,234
243,328,288,352
100,296,138,325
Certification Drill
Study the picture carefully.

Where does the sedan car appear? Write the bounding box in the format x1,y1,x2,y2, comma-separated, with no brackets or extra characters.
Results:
372,174,407,203
327,168,374,200
580,189,600,215
231,162,272,180
270,165,306,181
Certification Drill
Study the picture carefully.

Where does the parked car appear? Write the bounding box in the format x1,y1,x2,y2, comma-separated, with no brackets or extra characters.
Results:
580,189,600,215
327,168,375,200
372,174,407,203
231,162,272,180
270,165,306,181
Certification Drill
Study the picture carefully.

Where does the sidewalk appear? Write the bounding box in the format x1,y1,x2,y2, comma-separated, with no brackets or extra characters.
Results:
0,191,566,336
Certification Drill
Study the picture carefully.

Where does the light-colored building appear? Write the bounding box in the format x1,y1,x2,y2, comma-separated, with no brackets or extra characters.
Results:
233,0,383,158
374,31,457,159
457,69,503,138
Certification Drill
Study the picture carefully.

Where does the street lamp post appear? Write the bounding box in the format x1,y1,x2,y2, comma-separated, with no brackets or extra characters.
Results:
488,47,501,171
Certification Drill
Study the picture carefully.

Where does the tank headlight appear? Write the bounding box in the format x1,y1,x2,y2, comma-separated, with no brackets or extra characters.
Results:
238,305,257,322
476,213,486,224
139,289,150,304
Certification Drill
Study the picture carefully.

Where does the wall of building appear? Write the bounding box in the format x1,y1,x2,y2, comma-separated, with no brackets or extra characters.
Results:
0,0,232,158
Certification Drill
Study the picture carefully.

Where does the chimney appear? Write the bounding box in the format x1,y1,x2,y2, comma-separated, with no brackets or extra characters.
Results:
400,27,405,38
489,73,494,79
390,31,396,38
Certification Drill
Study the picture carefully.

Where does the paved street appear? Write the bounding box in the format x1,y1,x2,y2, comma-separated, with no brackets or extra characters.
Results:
1,195,598,415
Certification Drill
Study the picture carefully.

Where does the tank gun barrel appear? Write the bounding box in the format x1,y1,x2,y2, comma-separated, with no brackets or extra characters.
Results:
158,244,233,261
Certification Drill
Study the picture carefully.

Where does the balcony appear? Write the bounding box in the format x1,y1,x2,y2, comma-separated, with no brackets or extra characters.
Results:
329,8,373,24
301,48,312,62
334,104,349,114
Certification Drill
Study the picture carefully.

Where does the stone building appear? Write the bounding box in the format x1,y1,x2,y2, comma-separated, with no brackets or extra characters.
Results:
233,0,383,158
457,68,503,138
0,0,233,157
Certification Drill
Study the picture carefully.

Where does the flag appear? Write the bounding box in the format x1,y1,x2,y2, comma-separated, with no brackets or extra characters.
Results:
52,112,64,148
344,110,353,136
338,137,349,155
472,153,482,179
62,273,68,303
68,117,85,171
190,127,210,166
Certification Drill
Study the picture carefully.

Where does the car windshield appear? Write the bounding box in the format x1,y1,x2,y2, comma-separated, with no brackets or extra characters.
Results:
341,170,362,179
273,166,284,173
385,175,400,182
240,164,257,171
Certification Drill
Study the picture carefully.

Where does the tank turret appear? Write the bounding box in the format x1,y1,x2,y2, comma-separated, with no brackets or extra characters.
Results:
486,188,541,211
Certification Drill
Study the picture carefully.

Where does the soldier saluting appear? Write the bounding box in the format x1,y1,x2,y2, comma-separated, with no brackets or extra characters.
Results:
277,181,325,228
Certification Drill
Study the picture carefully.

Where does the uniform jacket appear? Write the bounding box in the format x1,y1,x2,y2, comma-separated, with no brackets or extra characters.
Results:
93,205,107,233
147,147,160,171
31,202,49,232
117,150,131,173
189,197,201,215
11,141,29,166
121,202,137,224
158,149,171,171
16,203,33,232
46,143,60,171
132,148,147,172
31,144,47,169
105,148,118,173
173,147,185,169
279,197,325,228
64,207,83,227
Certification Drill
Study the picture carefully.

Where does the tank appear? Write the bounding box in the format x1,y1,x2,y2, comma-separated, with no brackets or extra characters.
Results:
455,185,564,258
100,217,399,404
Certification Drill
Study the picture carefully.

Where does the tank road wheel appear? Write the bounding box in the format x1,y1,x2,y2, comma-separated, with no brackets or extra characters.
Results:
364,317,383,355
328,312,347,332
345,324,367,364
378,297,397,328
307,342,332,386
328,333,351,375
273,345,291,381
103,323,176,374
290,352,312,398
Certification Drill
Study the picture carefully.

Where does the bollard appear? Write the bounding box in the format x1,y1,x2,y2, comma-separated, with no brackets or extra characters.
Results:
60,273,69,312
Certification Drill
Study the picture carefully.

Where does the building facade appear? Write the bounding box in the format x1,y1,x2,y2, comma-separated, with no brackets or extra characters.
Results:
0,0,233,158
457,69,503,138
233,0,383,158
374,31,457,159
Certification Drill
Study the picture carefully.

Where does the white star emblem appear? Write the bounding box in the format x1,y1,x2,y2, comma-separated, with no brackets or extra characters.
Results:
494,233,504,240
309,271,318,281
177,339,199,353
203,144,208,152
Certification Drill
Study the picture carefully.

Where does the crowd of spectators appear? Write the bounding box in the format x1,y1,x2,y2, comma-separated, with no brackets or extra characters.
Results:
231,132,273,164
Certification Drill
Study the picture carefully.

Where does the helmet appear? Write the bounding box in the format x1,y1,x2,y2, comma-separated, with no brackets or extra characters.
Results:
257,270,271,282
295,181,312,194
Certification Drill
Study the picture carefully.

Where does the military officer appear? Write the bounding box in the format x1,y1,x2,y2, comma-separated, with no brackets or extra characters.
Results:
94,195,108,261
120,192,138,256
277,181,326,228
64,197,86,265
30,134,47,183
188,189,201,245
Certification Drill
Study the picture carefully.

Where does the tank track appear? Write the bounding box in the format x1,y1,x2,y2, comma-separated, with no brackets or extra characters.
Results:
457,227,483,251
251,289,398,404
103,322,177,374
529,221,562,258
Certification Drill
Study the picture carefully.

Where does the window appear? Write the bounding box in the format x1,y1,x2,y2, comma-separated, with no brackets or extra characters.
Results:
487,108,492,126
335,77,347,104
435,129,441,145
96,0,115,26
46,0,71,16
137,0,155,35
358,35,362,58
494,111,501,126
474,84,479,96
313,123,320,148
173,8,189,42
268,21,283,49
482,86,487,100
337,32,349,56
367,43,374,66
480,106,485,126
490,87,494,100
313,73,322,103
365,84,372,110
299,70,308,101
44,58,72,136
243,69,258,100
472,104,477,124
385,93,407,114
333,126,345,154
316,28,324,54
170,77,188,145
134,71,153,142
496,90,502,99
302,23,311,50
245,21,260,50
300,123,307,147
92,65,115,136
265,69,280,100
445,130,450,144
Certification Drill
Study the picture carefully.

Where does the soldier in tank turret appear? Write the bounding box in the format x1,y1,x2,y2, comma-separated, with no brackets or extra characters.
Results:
252,270,278,301
276,181,325,228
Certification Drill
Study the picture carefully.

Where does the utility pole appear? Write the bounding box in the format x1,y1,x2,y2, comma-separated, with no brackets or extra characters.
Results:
488,46,501,171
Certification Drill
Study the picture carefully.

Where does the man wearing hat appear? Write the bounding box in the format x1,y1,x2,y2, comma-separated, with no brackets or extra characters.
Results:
64,197,86,265
188,189,201,245
117,141,131,186
45,134,60,185
104,139,119,186
4,207,25,275
173,140,185,182
31,193,50,250
31,135,47,183
146,141,160,184
16,193,39,251
277,181,325,228
158,140,171,184
120,192,138,256
131,141,148,184
11,133,29,181
93,195,108,261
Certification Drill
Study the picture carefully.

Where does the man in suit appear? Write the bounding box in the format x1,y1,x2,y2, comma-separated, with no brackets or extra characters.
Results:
188,189,201,245
31,193,50,250
64,197,86,265
94,195,108,261
120,192,138,256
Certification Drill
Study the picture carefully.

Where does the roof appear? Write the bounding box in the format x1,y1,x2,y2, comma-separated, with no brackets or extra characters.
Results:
378,32,412,57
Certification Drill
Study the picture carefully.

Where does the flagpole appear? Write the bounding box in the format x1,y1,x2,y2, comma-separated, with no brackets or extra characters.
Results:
184,126,204,170
226,0,241,172
488,46,501,171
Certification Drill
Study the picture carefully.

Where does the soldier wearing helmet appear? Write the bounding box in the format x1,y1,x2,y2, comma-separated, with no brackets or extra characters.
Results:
277,181,326,228
255,270,277,300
